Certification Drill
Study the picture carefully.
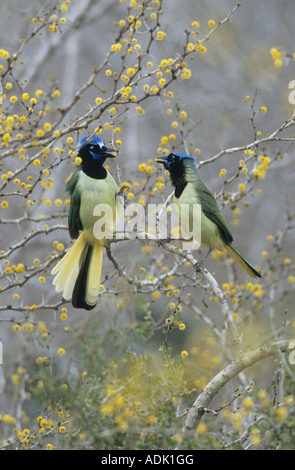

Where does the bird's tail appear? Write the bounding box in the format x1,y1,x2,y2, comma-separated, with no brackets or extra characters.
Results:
51,232,103,310
225,245,261,279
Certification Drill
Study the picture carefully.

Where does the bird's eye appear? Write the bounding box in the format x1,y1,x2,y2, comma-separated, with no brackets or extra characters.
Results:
167,154,175,163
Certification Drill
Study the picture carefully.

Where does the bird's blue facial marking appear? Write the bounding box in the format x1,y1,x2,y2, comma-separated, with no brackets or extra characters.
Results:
78,135,108,160
89,144,108,160
157,153,195,170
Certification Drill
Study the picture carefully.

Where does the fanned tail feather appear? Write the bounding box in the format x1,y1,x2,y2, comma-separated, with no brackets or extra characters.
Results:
51,232,103,309
51,233,87,295
225,245,261,279
72,243,103,310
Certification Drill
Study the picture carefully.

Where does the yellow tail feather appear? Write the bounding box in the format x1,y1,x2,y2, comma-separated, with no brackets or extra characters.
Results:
225,245,261,279
51,233,87,298
51,232,104,308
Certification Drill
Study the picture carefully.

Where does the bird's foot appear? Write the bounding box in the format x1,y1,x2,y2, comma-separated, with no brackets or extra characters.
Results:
117,184,130,199
193,259,204,272
158,237,171,247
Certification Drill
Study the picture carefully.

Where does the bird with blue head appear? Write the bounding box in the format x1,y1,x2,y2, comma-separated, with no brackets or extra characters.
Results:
156,152,261,278
51,135,119,310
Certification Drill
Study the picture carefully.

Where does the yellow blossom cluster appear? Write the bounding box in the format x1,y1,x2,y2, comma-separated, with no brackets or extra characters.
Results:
252,156,271,179
269,46,283,68
2,260,26,275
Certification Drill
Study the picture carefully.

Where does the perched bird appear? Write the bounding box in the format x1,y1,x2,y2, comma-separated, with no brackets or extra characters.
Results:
156,153,261,278
51,135,119,310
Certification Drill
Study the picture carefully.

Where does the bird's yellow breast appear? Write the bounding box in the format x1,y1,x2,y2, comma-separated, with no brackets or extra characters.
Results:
77,171,118,244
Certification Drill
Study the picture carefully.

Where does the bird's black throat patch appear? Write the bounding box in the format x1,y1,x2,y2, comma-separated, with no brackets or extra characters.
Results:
79,145,108,180
168,158,187,198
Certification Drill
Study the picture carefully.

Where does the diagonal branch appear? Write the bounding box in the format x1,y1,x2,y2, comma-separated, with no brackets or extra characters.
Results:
184,339,289,431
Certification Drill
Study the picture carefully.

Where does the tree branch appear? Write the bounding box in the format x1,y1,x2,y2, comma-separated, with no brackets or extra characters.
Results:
184,339,289,430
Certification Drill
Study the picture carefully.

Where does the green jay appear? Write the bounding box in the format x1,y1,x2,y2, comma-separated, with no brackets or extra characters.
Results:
156,153,261,279
51,135,119,310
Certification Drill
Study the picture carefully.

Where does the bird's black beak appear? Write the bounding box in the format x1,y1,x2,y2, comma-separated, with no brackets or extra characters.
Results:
102,148,117,158
155,157,168,165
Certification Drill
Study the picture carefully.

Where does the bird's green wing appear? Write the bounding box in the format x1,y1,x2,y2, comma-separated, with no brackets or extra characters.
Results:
197,182,233,245
66,171,82,239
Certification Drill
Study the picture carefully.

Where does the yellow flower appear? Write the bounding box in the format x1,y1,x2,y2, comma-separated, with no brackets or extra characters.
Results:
208,19,216,27
57,348,66,356
35,89,44,99
145,165,153,174
111,43,122,52
181,350,188,358
52,90,61,98
60,0,70,11
270,47,280,59
22,92,29,102
196,44,207,54
152,290,161,299
243,397,254,409
0,49,10,59
275,406,287,422
180,68,192,79
156,31,166,41
136,105,144,114
150,85,159,94
274,59,283,68
138,163,146,171
101,402,115,416
196,422,207,434
2,414,16,425
147,414,157,424
126,67,135,76
186,42,195,52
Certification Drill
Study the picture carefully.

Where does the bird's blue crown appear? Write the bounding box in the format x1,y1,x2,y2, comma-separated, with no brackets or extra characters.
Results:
157,152,195,170
78,135,108,160
172,153,195,162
